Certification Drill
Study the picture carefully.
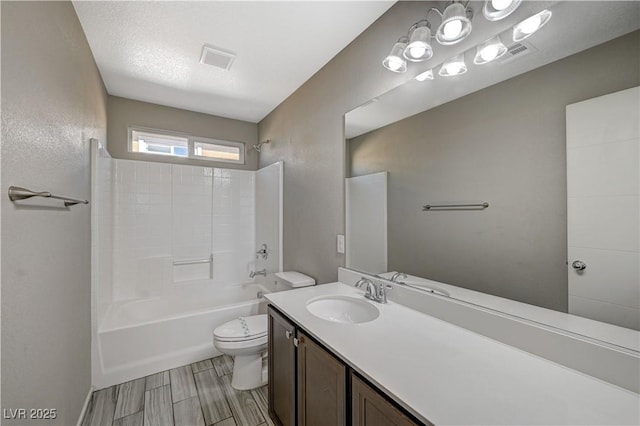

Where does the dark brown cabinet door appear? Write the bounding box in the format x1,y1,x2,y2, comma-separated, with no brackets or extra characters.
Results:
352,374,423,426
268,307,297,426
297,331,346,426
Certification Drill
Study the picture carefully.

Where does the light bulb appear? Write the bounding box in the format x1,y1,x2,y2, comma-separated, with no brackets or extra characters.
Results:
519,15,541,34
474,36,507,65
387,58,403,71
445,62,462,74
436,2,472,45
404,25,433,62
443,19,463,39
439,54,467,77
484,0,522,21
383,38,408,72
480,45,500,62
409,46,427,59
513,10,552,42
491,0,512,11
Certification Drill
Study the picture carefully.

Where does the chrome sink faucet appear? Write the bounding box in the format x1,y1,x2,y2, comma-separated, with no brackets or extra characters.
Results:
390,272,407,283
355,277,387,304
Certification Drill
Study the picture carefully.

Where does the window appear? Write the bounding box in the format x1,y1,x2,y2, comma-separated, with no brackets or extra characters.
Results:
130,129,189,157
129,127,245,164
193,138,244,164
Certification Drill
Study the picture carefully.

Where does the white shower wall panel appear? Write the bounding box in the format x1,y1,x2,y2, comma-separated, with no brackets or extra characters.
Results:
113,160,173,302
111,160,256,303
255,162,283,275
92,141,114,330
212,169,255,286
172,165,213,261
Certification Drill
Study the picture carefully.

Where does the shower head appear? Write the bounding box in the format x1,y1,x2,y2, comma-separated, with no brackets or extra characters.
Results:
253,139,270,152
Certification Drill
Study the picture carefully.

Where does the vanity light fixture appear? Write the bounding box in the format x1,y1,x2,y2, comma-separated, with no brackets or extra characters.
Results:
383,36,409,73
473,36,508,64
403,21,433,62
435,1,474,45
415,69,434,82
483,0,522,21
439,54,467,77
513,10,552,42
383,2,553,75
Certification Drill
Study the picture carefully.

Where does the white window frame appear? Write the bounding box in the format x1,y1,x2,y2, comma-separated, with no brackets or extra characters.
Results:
191,136,245,165
128,126,246,165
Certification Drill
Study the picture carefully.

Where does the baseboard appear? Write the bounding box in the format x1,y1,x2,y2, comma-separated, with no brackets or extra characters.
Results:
76,386,94,426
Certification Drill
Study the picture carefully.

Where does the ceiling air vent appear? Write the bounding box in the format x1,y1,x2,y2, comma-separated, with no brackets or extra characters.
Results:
200,45,236,71
500,40,537,64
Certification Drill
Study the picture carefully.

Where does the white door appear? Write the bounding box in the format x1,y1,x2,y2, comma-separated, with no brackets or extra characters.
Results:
566,87,639,330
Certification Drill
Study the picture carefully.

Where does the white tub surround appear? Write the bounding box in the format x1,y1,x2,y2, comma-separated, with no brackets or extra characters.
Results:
265,282,639,425
90,150,284,388
96,283,271,389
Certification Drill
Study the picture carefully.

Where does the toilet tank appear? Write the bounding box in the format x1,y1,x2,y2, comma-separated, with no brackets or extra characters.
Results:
275,271,315,289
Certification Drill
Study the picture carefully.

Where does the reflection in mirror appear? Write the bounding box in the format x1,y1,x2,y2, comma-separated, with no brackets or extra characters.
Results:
344,1,639,350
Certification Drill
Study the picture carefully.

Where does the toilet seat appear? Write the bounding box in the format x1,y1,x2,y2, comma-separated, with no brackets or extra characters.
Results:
214,314,267,343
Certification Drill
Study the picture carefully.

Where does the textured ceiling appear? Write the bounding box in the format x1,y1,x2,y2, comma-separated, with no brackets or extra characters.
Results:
73,1,394,123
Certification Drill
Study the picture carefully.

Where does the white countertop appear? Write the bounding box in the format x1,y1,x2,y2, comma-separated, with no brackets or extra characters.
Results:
265,282,640,425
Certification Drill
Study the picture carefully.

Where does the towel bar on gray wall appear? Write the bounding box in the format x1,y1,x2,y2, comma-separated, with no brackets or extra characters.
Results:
422,202,489,211
8,186,89,207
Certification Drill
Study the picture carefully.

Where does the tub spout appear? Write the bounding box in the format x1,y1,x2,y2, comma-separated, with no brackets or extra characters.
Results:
250,269,267,278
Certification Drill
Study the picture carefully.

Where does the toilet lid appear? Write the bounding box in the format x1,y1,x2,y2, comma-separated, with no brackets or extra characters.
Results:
214,314,268,342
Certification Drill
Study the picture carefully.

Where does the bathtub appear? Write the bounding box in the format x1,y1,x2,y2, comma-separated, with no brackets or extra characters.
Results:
95,281,272,389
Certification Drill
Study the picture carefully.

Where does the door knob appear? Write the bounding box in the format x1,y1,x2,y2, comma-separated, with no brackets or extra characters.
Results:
572,260,587,271
285,331,292,339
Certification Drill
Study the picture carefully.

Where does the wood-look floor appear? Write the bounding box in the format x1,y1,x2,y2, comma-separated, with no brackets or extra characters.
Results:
82,355,274,426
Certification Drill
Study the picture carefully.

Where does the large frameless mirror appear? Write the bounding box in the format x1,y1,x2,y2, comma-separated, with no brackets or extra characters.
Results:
344,0,639,351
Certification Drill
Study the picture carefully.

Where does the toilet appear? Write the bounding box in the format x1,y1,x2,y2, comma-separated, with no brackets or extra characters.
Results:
213,271,315,390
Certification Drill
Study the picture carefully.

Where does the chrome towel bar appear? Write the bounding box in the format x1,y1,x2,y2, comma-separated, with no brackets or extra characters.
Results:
173,255,213,266
8,186,89,207
422,202,489,211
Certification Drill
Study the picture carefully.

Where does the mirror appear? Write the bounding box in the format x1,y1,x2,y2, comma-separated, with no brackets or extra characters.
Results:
344,1,639,350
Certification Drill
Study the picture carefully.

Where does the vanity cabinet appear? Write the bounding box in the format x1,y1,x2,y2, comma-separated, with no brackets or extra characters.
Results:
351,373,419,426
268,305,423,426
268,306,346,426
268,306,297,426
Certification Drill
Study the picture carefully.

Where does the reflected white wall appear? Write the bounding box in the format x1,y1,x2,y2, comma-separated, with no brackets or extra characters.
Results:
346,172,388,274
255,162,283,281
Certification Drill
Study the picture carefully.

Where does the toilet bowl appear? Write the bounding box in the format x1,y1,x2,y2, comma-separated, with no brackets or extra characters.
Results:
213,271,316,390
213,314,268,390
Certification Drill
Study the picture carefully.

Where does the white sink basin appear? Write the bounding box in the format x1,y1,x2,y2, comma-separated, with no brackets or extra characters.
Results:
306,295,380,324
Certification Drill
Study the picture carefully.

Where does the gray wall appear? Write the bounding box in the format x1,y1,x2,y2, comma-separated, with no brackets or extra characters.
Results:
1,2,107,424
258,2,437,283
349,32,640,311
107,96,259,170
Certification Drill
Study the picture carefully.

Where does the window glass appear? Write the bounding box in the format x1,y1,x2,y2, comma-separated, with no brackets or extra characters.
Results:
131,130,188,158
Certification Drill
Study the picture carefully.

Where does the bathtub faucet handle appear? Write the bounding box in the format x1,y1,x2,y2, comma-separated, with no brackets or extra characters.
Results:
256,244,268,260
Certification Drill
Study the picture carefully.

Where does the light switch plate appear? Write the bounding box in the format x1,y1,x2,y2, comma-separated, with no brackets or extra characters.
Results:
337,234,345,254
